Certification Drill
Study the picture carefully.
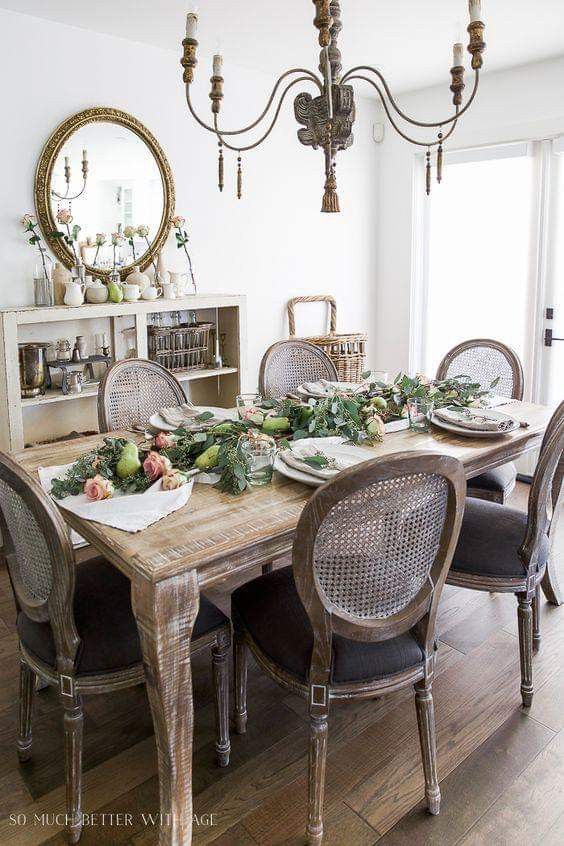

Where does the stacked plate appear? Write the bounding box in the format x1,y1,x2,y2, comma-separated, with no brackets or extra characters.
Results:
274,437,375,487
295,380,361,399
430,406,520,438
149,405,233,432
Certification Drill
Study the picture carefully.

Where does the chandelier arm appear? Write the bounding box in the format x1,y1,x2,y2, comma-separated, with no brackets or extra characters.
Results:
185,68,322,136
212,76,319,152
348,76,459,147
341,65,479,128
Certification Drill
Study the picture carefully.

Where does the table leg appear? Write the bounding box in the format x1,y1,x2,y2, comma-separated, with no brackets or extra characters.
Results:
132,570,200,846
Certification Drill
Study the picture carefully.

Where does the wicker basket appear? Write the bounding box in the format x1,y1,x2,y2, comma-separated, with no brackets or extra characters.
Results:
148,322,213,372
287,296,367,382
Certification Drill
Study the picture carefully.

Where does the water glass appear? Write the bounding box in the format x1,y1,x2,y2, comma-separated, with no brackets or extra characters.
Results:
236,393,262,420
239,434,276,486
407,398,434,432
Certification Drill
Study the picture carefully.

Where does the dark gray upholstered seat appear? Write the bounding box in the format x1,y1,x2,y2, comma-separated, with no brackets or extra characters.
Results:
232,567,424,684
468,462,517,497
450,499,550,579
17,557,228,676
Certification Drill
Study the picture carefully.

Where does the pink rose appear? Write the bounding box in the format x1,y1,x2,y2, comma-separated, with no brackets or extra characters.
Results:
162,469,189,490
56,208,73,225
171,215,186,228
154,432,177,450
21,213,35,228
84,475,114,501
143,451,172,481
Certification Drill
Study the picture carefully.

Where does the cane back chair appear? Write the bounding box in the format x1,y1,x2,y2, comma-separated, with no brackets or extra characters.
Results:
232,452,466,844
0,451,230,844
447,401,564,707
98,358,186,433
436,339,524,504
258,340,338,400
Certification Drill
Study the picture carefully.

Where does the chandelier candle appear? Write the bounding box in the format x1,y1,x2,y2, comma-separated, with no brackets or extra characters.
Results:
180,0,487,212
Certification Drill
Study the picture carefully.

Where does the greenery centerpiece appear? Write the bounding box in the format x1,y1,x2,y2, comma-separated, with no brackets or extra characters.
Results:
50,373,499,499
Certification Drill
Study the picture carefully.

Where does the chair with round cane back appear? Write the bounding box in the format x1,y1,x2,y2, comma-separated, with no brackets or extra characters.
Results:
258,340,338,400
0,451,231,844
97,358,186,433
447,401,564,707
231,452,466,844
436,339,525,504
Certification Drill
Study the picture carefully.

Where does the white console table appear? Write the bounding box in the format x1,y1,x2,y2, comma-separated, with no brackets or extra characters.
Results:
0,294,247,451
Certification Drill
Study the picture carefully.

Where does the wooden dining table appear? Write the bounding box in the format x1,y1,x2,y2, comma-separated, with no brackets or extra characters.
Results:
12,400,562,846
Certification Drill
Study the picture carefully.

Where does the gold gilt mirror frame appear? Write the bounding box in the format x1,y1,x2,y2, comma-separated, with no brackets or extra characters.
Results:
34,106,175,279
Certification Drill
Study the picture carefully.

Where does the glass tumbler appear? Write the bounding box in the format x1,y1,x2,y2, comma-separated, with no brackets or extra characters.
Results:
239,433,276,486
407,398,434,432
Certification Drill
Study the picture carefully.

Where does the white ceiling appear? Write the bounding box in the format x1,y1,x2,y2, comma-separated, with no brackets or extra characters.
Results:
3,0,564,93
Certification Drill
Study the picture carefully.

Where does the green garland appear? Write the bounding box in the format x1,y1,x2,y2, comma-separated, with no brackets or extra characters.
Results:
50,374,499,498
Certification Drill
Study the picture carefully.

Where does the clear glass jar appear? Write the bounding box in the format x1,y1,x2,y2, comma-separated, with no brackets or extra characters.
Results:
33,260,54,307
239,432,277,486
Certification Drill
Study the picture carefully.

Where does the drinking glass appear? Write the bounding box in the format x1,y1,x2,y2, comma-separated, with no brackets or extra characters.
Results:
407,398,434,432
239,434,276,486
236,393,262,420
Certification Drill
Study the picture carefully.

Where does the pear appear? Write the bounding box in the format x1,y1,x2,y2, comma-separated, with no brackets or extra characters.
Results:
262,416,291,435
108,281,124,303
194,444,221,471
116,441,142,479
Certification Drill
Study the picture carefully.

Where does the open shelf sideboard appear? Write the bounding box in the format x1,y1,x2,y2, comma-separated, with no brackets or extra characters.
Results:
0,294,247,451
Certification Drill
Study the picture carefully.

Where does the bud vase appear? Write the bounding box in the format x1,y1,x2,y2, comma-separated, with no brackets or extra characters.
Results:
33,260,54,307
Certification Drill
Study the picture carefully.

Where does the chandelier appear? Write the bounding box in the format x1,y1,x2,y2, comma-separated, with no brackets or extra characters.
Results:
180,0,486,212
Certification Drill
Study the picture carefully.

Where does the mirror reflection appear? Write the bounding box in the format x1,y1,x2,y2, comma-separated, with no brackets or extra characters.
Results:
49,122,164,271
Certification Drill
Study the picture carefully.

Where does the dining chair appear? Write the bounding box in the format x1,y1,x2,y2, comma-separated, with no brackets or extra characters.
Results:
97,358,186,433
0,451,231,844
232,452,466,845
258,340,338,400
447,401,564,708
436,339,525,504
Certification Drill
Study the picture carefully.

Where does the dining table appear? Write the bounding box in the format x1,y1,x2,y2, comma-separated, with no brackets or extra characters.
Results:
12,399,563,846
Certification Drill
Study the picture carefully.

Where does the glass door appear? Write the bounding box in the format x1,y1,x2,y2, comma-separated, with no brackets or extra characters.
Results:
540,138,564,408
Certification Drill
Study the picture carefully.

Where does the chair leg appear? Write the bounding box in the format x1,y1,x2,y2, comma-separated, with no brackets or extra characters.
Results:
233,629,248,734
261,562,274,575
414,679,441,815
17,661,36,763
212,628,231,768
533,584,541,652
62,693,84,844
307,705,329,846
517,593,534,708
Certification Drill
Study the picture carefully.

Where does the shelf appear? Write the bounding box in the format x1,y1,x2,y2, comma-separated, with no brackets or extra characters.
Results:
21,367,238,408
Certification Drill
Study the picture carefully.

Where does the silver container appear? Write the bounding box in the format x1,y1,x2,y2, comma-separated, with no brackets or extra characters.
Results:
18,342,49,398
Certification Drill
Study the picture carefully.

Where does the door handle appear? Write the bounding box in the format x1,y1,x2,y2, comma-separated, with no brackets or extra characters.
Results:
545,328,564,347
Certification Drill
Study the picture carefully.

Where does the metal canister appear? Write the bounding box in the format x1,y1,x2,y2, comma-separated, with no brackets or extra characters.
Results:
18,342,49,398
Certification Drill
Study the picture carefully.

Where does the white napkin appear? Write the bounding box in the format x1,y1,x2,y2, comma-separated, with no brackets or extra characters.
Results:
280,437,365,480
39,464,193,533
434,407,514,432
158,402,202,427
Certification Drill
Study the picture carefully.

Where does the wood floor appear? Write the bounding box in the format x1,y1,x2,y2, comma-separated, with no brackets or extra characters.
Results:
0,484,563,845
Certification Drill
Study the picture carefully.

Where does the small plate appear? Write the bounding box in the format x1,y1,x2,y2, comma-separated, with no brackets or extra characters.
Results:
430,407,519,438
274,442,375,487
149,406,234,432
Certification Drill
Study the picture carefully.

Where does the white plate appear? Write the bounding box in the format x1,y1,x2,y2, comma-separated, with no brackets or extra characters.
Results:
430,407,520,438
274,442,375,487
296,381,362,398
149,406,234,432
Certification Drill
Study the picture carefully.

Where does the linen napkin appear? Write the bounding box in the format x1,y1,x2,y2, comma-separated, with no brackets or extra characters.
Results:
38,464,193,533
158,402,203,427
280,437,367,480
434,407,515,432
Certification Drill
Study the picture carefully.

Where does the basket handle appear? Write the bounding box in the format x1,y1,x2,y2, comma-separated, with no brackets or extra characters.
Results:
287,296,337,337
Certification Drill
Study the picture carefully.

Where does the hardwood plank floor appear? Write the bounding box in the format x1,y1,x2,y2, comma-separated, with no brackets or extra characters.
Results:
0,483,562,845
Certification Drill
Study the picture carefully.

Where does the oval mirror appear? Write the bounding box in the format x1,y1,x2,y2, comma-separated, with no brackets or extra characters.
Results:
35,107,175,279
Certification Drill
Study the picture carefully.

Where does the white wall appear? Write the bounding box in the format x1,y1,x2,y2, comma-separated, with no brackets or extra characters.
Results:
374,56,564,375
0,8,380,437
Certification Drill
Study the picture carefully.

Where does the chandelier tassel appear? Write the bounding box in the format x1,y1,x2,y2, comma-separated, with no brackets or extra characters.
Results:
425,149,432,196
237,153,243,199
218,142,224,193
437,133,443,184
321,164,340,213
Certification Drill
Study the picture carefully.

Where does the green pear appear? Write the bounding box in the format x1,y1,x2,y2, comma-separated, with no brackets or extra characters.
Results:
194,444,221,470
108,281,124,303
262,416,291,435
116,441,141,479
